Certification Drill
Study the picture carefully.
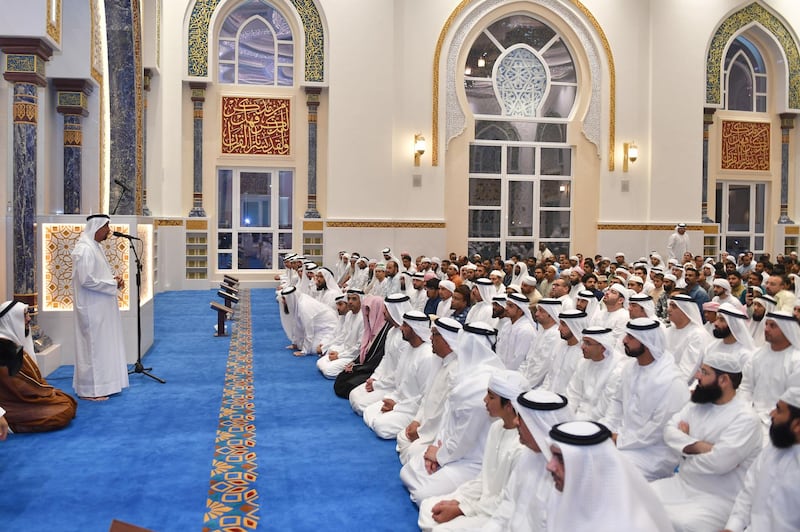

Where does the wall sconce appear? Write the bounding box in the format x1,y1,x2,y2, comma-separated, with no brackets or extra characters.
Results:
414,134,426,166
623,141,639,172
477,53,487,68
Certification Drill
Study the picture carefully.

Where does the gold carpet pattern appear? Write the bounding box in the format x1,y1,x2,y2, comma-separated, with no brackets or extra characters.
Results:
203,289,259,531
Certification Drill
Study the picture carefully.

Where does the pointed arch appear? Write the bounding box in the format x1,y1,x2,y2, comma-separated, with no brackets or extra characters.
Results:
706,2,800,110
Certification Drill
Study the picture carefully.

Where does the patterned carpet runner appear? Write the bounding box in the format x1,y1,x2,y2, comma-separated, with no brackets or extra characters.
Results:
203,289,259,531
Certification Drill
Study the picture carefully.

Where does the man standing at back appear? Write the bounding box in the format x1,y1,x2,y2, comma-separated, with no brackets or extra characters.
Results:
71,214,129,401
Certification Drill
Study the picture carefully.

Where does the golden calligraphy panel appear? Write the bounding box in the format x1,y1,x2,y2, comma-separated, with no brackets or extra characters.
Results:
221,97,290,156
721,121,770,171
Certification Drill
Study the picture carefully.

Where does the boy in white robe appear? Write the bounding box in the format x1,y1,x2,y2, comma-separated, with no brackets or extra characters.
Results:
316,291,364,379
416,370,527,531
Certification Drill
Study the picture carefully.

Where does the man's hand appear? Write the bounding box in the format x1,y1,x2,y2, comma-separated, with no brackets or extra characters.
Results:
380,398,396,413
343,363,354,373
678,420,690,435
0,416,9,441
424,443,441,474
405,420,420,441
114,275,125,290
365,378,375,392
431,500,462,523
683,440,714,455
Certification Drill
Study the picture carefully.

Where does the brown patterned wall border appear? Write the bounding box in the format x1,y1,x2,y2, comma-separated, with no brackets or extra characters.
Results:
597,223,717,232
186,219,208,230
326,221,446,229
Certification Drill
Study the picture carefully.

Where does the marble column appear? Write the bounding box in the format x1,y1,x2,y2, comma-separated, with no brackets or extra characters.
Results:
53,78,93,214
142,68,152,216
189,82,207,217
701,107,716,223
0,38,53,350
778,113,796,224
105,0,143,215
304,87,321,218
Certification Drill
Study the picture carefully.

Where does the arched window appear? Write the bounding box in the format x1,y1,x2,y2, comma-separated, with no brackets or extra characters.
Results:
466,14,578,259
218,0,294,86
724,36,767,112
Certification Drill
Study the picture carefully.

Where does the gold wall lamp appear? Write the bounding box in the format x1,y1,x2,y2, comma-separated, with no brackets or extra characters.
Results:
414,134,426,166
623,141,638,172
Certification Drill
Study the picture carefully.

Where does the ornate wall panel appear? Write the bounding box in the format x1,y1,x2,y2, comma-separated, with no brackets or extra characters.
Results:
706,2,800,109
42,224,131,311
187,0,325,82
720,120,770,171
221,96,290,155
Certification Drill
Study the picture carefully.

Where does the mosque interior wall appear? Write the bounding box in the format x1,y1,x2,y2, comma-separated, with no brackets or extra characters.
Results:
5,1,800,301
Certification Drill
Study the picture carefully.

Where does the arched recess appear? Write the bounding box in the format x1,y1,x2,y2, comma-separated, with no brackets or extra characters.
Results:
185,0,328,83
439,0,612,255
706,1,800,111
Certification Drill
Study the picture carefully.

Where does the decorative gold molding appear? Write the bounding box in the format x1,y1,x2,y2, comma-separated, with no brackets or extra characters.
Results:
569,0,615,171
186,219,208,230
47,0,62,45
432,0,471,167
303,221,324,230
326,221,446,229
597,223,716,232
785,226,799,235
154,219,185,227
432,1,616,170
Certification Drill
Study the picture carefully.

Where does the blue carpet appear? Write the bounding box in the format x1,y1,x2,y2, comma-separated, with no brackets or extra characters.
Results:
0,289,418,531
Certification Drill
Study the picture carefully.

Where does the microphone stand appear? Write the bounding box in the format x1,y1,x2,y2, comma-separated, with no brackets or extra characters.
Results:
127,238,165,384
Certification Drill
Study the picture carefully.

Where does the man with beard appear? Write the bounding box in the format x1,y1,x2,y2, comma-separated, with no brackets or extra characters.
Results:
595,284,630,346
684,265,711,316
549,278,575,310
600,318,689,481
747,293,776,347
651,352,762,532
704,303,756,368
723,385,800,532
313,267,343,308
655,273,677,321
739,311,800,440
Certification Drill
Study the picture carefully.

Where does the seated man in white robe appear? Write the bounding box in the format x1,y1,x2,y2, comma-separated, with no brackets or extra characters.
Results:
280,286,339,357
575,289,599,323
723,385,800,532
545,420,673,532
541,309,588,395
313,267,343,308
600,318,690,481
475,390,572,532
593,284,630,346
397,317,462,465
628,292,656,319
746,293,776,347
566,326,627,421
738,310,800,440
652,351,762,532
517,298,562,388
465,278,497,328
436,280,455,318
316,290,365,379
363,311,440,439
409,272,428,312
704,302,756,368
495,293,537,370
349,293,411,415
316,294,349,356
416,370,527,531
666,294,713,385
400,322,505,505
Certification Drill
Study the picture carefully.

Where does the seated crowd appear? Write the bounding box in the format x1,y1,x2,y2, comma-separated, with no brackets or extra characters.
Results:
277,246,800,531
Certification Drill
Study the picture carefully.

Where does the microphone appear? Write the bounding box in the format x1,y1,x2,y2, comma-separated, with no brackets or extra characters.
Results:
113,231,141,240
114,178,130,191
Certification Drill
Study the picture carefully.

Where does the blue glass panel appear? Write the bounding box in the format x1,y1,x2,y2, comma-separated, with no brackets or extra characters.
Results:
218,169,233,228
219,39,235,61
238,232,273,269
279,170,293,229
219,63,234,84
237,19,275,85
240,172,271,227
